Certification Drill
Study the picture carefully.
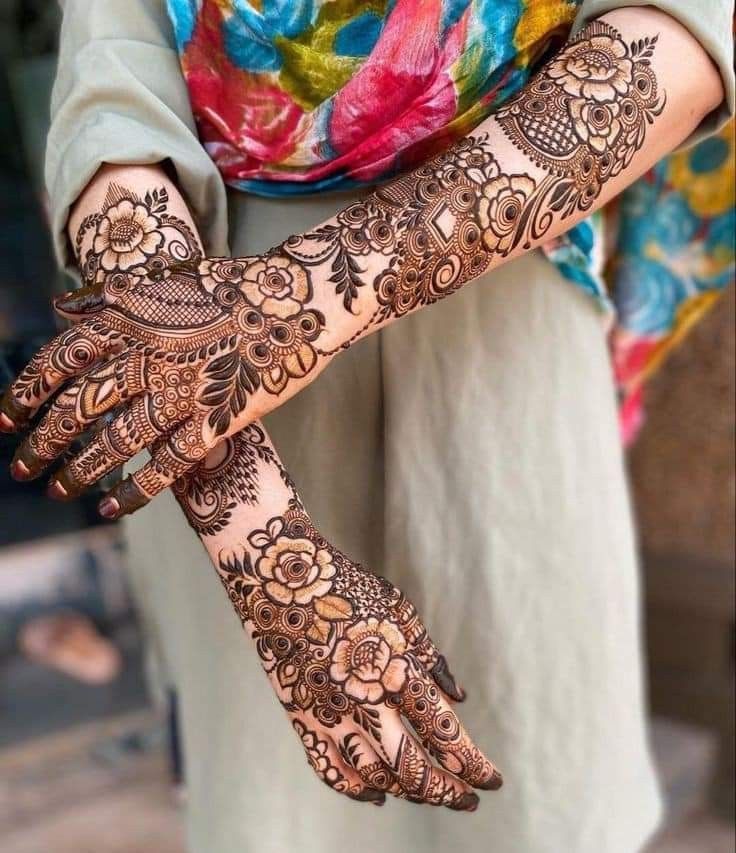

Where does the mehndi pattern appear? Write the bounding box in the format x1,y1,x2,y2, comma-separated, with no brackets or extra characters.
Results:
2,21,664,517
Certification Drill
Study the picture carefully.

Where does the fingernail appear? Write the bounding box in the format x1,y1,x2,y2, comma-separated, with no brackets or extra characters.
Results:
0,413,16,432
480,769,504,791
108,477,149,516
47,479,69,500
451,792,479,812
98,496,121,519
10,459,31,481
11,442,46,480
0,393,32,428
354,788,386,804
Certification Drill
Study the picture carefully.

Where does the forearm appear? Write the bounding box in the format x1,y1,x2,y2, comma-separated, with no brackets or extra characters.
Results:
239,8,723,359
3,6,726,516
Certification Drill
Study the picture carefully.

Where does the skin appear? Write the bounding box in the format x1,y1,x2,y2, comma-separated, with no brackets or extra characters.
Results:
0,11,722,518
0,8,724,807
173,422,502,809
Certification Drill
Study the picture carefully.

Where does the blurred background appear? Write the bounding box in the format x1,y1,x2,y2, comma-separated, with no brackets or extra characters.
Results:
0,4,733,851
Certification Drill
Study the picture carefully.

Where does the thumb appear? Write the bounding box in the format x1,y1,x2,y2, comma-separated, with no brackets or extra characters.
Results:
53,283,105,322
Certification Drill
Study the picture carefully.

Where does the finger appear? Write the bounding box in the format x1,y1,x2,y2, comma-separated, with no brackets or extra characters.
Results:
96,417,207,518
393,596,465,701
48,394,186,500
376,712,479,810
292,721,385,805
401,669,502,791
53,283,105,321
337,733,405,800
0,315,123,430
11,351,148,481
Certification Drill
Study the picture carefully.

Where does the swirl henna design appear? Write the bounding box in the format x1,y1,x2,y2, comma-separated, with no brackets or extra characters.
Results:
1,21,664,515
5,214,326,500
177,433,501,809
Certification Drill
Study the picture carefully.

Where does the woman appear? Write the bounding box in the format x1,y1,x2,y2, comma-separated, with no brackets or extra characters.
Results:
1,1,733,850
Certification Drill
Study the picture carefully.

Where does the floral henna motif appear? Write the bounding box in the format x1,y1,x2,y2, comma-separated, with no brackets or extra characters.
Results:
284,202,396,312
207,463,501,808
7,190,325,503
3,22,664,515
495,21,665,220
75,184,200,297
284,23,664,329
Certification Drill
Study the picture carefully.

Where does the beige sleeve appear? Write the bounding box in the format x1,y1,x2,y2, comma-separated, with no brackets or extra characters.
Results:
45,0,229,275
575,0,735,147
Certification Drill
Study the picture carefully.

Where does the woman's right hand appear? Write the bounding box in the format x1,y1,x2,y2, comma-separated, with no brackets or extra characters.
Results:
205,492,502,809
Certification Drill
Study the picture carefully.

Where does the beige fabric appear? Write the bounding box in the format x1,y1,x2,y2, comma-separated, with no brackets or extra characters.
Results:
47,0,230,275
122,191,662,853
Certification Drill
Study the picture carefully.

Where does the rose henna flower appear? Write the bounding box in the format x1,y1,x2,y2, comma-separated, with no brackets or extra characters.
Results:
477,174,536,255
547,32,633,102
330,618,408,703
93,199,164,270
241,255,310,319
256,535,336,605
569,98,623,152
200,254,311,319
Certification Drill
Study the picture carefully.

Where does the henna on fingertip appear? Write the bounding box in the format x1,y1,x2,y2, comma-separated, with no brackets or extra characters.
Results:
0,391,32,431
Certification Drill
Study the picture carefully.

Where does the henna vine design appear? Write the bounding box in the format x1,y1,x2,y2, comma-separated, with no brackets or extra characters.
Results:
2,22,664,517
284,23,664,330
178,435,501,808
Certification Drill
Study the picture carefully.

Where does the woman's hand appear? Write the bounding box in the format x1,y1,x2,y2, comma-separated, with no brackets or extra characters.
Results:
3,11,721,517
2,250,331,515
175,422,501,809
215,501,500,808
0,162,503,809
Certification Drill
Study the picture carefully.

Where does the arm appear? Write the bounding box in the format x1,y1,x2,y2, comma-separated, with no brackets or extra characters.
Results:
10,162,501,808
175,421,501,810
1,8,727,511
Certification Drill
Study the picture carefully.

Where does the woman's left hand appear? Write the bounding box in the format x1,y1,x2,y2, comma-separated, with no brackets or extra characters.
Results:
1,250,335,517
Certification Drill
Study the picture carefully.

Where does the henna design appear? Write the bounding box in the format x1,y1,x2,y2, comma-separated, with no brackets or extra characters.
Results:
284,24,664,330
183,432,500,809
3,21,664,516
495,21,665,225
283,202,396,312
171,423,292,536
6,188,326,503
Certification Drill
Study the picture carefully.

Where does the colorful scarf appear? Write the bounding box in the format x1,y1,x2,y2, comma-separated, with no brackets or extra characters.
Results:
167,0,734,440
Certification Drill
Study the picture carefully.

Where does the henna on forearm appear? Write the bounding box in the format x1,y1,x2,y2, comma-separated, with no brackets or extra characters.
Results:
4,156,501,808
175,423,500,808
281,19,666,332
2,14,718,515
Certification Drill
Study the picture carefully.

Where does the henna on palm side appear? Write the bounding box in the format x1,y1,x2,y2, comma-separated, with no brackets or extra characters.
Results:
175,425,501,808
2,20,666,514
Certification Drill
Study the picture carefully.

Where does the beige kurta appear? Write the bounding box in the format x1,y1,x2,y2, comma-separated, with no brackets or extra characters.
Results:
45,2,734,852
